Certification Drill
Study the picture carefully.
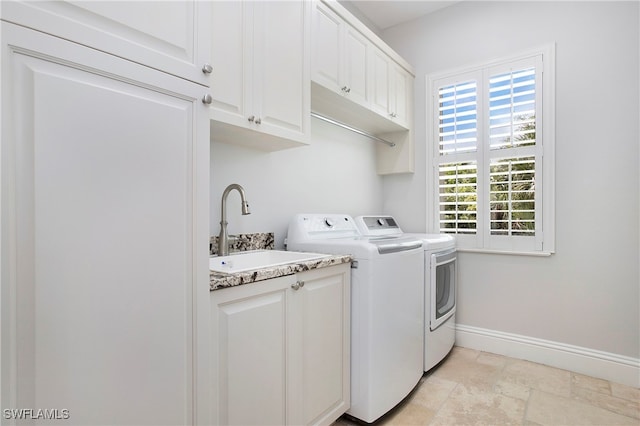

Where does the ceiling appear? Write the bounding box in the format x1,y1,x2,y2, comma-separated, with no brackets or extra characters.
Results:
344,1,460,30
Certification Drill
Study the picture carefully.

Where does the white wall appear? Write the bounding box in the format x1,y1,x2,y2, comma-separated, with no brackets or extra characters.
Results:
210,117,384,248
381,1,639,362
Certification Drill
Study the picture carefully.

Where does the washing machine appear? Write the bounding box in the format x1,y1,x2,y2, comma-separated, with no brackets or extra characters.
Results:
355,216,457,372
286,214,424,423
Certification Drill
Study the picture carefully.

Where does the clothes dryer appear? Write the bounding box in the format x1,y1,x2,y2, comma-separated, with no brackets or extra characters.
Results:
355,216,457,372
286,214,424,423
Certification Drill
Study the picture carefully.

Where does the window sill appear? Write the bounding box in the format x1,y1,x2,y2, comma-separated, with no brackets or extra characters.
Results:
456,248,553,257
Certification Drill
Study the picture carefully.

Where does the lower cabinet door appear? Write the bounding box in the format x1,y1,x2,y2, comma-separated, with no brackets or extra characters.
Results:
290,264,351,426
211,276,292,425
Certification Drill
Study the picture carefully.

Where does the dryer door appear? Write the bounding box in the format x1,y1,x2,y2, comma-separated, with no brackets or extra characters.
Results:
430,249,457,331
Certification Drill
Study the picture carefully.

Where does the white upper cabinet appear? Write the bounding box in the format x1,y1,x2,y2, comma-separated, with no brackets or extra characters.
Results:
310,0,415,174
371,47,411,130
313,2,370,109
210,1,311,151
310,0,414,135
0,0,211,85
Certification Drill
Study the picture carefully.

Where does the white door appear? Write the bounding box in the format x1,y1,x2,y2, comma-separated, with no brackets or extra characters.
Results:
343,26,370,107
211,277,291,426
371,47,390,118
390,64,410,128
0,0,211,85
210,0,249,126
290,266,350,426
311,1,342,92
1,23,210,425
254,0,309,142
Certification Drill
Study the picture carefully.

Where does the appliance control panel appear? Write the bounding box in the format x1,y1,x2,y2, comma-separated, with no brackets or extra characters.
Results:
288,214,360,240
355,216,403,236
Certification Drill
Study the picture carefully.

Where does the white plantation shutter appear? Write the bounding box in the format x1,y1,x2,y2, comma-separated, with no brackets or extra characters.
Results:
489,157,535,236
438,81,478,155
439,162,477,234
435,72,482,242
429,48,554,253
489,68,536,150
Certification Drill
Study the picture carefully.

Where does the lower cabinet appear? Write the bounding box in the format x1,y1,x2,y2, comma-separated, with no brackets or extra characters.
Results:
211,263,350,426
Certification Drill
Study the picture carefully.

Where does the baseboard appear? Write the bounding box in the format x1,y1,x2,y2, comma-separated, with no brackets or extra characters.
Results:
455,324,640,388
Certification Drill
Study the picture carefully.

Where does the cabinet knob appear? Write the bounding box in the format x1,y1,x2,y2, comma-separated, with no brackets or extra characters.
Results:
255,117,261,125
202,94,213,104
248,115,255,122
202,63,213,74
291,281,305,290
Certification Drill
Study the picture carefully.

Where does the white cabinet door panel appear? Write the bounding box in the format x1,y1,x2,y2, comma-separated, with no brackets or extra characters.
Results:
217,291,287,425
210,0,248,122
344,27,369,107
1,0,211,85
292,267,350,426
256,0,308,138
371,48,390,117
312,2,342,91
391,64,410,128
2,23,209,425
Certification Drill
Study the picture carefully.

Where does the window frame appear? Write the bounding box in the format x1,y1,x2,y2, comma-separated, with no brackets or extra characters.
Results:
426,45,555,255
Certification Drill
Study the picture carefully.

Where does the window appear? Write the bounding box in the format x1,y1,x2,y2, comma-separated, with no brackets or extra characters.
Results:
427,46,555,254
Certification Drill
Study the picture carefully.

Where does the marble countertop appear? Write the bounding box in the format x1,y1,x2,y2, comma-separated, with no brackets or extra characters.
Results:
210,253,352,291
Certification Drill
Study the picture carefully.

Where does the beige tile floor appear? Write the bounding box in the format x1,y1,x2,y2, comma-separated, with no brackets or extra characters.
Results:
335,346,640,426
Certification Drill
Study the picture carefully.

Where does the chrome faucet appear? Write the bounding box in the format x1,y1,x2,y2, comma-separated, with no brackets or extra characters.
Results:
218,184,251,256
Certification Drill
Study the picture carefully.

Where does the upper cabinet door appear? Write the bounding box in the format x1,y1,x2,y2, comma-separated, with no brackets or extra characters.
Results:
371,47,390,118
210,1,249,124
312,2,342,92
343,26,370,107
312,1,370,109
390,63,411,129
0,0,212,85
210,0,310,151
253,0,309,143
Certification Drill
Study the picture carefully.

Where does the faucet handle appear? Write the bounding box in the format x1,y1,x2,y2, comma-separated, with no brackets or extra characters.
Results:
227,234,244,253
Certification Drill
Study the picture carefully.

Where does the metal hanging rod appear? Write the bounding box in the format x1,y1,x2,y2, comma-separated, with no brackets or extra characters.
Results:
311,112,396,147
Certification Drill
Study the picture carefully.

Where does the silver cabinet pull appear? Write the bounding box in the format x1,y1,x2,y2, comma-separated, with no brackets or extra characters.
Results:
202,63,213,74
202,94,213,104
291,280,304,290
255,117,261,125
248,115,255,122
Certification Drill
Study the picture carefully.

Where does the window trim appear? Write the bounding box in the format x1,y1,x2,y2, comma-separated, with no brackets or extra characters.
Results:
426,44,555,255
